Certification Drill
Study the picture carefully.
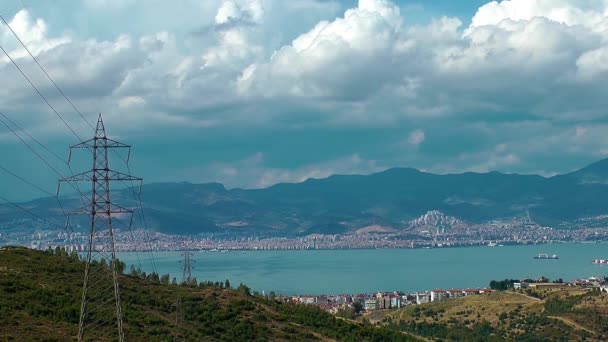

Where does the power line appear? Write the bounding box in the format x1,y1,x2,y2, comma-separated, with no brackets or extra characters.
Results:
0,111,67,165
1,8,157,274
1,11,157,272
0,113,90,230
0,115,76,231
0,115,66,179
0,164,72,231
0,41,86,143
0,163,55,197
0,14,95,131
0,193,64,230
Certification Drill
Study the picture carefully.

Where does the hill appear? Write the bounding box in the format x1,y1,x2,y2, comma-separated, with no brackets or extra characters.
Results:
370,288,608,341
5,158,608,236
0,247,416,341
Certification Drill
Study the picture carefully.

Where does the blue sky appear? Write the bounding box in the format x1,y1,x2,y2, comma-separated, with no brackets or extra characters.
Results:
1,0,608,201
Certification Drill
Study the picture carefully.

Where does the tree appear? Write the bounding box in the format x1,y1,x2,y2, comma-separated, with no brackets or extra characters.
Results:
352,301,363,315
114,259,126,274
160,274,170,285
130,265,143,278
237,283,251,296
224,279,231,289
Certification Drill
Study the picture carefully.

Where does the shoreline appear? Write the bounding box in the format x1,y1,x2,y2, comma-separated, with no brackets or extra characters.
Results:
113,240,608,253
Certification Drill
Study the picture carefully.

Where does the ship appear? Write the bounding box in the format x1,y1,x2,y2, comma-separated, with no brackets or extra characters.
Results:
592,259,608,265
534,253,559,259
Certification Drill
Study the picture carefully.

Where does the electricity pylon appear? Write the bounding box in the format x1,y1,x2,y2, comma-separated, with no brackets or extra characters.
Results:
181,251,195,285
172,296,184,342
60,114,142,341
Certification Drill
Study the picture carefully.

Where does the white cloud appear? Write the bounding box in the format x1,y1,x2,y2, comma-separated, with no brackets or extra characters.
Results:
4,0,608,187
470,0,608,29
407,129,425,146
173,152,385,188
0,10,70,59
5,0,608,130
232,0,608,124
215,0,264,25
239,0,403,99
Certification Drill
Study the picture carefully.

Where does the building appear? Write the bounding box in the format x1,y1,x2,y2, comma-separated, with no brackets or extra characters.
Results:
381,296,391,309
315,296,329,304
390,296,401,309
364,298,378,311
447,289,464,298
463,289,478,296
300,296,315,304
415,292,430,305
513,282,529,289
431,290,447,302
528,283,568,290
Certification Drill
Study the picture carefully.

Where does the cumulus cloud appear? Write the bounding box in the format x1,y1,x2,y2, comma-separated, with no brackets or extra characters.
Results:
232,0,608,123
4,0,608,191
6,0,608,126
0,10,70,59
239,0,403,99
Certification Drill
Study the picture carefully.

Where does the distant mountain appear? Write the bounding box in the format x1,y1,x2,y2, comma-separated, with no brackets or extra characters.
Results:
559,158,608,185
4,159,608,236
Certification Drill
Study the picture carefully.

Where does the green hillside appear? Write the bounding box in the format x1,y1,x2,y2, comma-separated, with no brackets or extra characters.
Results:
0,247,416,341
370,289,608,341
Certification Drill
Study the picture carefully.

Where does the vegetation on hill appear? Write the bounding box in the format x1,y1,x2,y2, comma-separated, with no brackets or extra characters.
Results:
373,288,608,341
0,247,417,341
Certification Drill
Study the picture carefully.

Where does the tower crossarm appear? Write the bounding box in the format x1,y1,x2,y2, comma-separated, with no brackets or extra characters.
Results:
68,137,132,164
66,203,135,216
59,169,142,182
70,137,131,150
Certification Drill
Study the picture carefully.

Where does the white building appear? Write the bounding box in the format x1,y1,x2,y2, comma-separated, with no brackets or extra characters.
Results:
415,292,430,305
431,290,447,302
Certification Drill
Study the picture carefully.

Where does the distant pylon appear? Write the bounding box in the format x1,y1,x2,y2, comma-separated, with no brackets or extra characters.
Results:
181,251,195,285
172,296,184,342
60,114,142,341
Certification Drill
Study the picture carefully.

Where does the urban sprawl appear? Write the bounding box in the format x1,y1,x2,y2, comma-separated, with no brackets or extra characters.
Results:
4,220,608,252
274,276,608,315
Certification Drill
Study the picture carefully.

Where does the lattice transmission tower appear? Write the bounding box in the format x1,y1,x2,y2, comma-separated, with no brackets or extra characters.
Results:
181,251,195,285
59,114,142,341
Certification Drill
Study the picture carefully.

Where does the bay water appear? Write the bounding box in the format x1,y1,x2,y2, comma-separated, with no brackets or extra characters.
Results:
119,243,608,295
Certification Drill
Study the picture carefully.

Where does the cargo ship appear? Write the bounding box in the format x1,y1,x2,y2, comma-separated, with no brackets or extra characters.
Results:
592,259,608,265
534,253,559,259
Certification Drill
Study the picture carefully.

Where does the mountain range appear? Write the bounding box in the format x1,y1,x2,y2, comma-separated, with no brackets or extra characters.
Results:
4,158,608,236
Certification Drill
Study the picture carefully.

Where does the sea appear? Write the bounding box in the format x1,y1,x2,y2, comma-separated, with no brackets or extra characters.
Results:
118,243,608,295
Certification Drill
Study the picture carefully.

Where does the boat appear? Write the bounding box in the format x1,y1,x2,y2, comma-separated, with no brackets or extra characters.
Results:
534,253,559,259
592,259,608,265
487,242,497,247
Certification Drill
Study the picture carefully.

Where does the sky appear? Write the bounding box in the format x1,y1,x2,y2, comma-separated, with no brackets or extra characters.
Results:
1,0,608,200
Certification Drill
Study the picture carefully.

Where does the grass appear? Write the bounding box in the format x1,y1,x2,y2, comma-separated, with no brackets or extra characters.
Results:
372,289,608,341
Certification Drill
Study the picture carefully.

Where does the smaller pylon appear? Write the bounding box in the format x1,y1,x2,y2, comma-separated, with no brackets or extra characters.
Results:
180,251,195,285
172,296,184,342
